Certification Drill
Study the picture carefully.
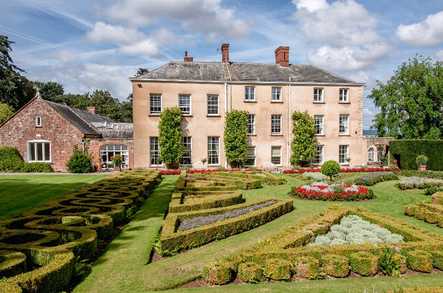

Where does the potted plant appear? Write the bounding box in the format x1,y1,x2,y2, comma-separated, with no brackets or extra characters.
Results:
416,155,428,171
112,155,123,172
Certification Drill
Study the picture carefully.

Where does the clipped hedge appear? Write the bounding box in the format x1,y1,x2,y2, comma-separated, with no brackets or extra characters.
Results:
168,191,244,213
390,140,443,171
405,192,443,228
353,172,398,186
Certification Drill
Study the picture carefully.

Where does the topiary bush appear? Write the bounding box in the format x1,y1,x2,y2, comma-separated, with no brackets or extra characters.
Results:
290,111,316,166
159,107,183,169
322,254,349,278
321,160,340,181
379,248,402,276
406,250,433,273
21,162,53,173
67,146,94,173
263,258,292,281
431,251,443,270
205,263,233,285
416,154,429,166
349,252,379,276
0,146,24,172
224,110,249,168
237,262,265,283
295,256,320,279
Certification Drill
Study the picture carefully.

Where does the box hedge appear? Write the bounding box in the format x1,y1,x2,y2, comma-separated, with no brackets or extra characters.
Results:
390,140,443,171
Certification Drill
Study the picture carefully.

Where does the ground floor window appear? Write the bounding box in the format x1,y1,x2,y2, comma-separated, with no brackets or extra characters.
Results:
377,146,384,162
339,145,349,164
368,146,375,162
208,136,220,165
28,141,51,162
150,137,161,166
313,145,324,164
245,146,256,166
271,146,281,165
180,136,192,165
100,144,129,169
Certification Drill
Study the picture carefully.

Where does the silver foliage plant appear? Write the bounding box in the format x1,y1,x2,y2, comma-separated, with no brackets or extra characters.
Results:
311,215,404,246
302,172,327,182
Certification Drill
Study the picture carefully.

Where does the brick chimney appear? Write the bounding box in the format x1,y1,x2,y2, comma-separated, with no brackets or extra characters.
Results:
184,50,193,62
87,106,96,114
275,46,289,67
221,43,230,63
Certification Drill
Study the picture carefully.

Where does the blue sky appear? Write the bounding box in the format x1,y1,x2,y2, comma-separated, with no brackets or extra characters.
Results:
1,0,443,128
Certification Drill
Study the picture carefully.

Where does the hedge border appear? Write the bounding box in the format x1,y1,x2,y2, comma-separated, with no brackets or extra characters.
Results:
168,191,244,213
389,140,443,171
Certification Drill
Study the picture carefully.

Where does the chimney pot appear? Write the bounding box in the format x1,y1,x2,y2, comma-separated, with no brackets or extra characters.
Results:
221,43,230,63
275,46,289,67
87,106,96,114
184,50,193,62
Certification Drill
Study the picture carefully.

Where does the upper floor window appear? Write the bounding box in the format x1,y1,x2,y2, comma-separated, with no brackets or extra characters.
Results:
339,88,349,103
179,94,191,115
247,114,256,135
207,95,219,116
28,141,50,162
150,94,162,114
180,136,192,165
313,88,324,103
271,87,282,102
339,114,349,135
245,86,255,101
35,116,42,127
271,114,282,135
314,115,324,135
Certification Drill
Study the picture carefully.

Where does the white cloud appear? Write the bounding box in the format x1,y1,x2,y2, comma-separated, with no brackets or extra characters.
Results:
107,0,248,38
397,11,443,46
437,50,443,60
86,22,145,44
292,0,328,13
119,40,160,56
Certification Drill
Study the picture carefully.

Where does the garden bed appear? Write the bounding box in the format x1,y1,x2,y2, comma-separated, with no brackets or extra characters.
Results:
293,182,374,201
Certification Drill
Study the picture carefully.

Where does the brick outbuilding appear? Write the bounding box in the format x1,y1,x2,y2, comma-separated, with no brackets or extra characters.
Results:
0,96,133,172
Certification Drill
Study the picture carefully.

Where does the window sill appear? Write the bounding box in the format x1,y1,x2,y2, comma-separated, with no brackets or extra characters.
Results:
182,114,193,117
340,163,350,166
28,161,52,163
244,100,257,103
271,134,284,136
338,134,351,137
207,114,221,117
339,102,351,104
148,114,161,117
313,101,325,104
271,100,283,103
315,134,325,137
207,164,222,167
35,126,42,128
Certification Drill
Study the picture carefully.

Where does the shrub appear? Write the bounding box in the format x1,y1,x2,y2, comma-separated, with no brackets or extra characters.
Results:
290,111,316,166
21,162,53,173
399,170,443,180
112,154,123,171
406,250,433,273
379,248,401,276
321,160,340,181
238,262,265,283
0,146,24,172
206,263,233,285
397,177,443,190
224,110,249,168
424,186,443,196
159,107,183,169
67,147,94,173
416,155,429,166
353,172,398,186
390,140,443,171
432,251,443,270
302,172,327,182
322,254,349,278
349,252,379,276
263,258,292,280
295,256,320,279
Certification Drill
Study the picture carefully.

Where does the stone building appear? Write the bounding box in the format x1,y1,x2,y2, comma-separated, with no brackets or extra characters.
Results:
0,96,133,171
131,43,387,169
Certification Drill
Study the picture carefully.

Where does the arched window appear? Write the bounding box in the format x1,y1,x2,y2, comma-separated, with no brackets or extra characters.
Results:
377,146,384,162
100,144,129,170
368,147,375,162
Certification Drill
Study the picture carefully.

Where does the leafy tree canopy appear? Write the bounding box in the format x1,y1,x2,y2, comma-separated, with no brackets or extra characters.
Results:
290,111,317,166
159,107,183,169
224,110,249,168
370,56,443,139
0,102,13,124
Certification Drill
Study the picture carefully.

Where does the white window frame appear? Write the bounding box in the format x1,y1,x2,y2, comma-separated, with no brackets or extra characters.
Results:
313,88,324,103
245,146,256,167
207,95,219,116
339,88,349,103
149,137,162,166
339,144,349,165
27,140,51,163
149,94,162,114
313,145,324,165
368,146,375,163
271,87,282,102
271,146,282,165
178,94,192,115
244,86,256,102
247,114,256,135
271,114,282,135
339,114,350,135
180,136,192,165
35,116,42,127
314,115,324,135
207,136,220,166
100,144,129,169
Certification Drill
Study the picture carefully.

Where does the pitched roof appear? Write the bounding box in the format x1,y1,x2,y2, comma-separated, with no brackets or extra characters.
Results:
133,61,359,84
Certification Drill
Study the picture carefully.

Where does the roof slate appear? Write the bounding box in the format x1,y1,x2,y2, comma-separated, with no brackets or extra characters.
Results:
134,61,358,84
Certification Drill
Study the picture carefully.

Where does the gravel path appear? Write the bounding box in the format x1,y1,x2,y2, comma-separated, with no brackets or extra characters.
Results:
177,200,276,231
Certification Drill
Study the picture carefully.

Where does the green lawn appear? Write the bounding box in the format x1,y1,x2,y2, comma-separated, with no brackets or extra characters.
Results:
0,174,106,219
74,174,443,293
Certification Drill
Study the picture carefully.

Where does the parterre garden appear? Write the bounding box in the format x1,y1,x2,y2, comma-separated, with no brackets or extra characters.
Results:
3,168,443,292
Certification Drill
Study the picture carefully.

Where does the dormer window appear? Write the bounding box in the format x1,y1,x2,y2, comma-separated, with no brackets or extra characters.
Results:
35,116,42,127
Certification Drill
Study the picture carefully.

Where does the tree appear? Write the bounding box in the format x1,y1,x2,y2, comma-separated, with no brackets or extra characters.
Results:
224,110,249,168
0,102,13,124
290,111,317,166
321,160,340,181
370,56,443,139
67,146,94,173
34,81,64,100
0,35,35,110
159,107,183,169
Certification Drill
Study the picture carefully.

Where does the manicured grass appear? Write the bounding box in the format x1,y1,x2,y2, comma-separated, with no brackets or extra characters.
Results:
74,174,443,293
0,174,106,219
